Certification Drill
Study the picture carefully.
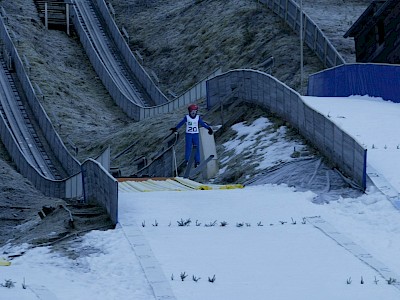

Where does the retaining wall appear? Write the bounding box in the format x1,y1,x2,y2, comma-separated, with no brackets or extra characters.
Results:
207,69,367,189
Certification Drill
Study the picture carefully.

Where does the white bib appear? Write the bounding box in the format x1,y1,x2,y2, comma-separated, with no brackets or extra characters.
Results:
186,115,199,133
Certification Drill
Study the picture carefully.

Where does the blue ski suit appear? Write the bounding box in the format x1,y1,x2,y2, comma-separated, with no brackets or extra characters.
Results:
174,114,212,165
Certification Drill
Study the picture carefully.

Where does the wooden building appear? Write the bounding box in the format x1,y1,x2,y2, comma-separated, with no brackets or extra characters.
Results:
344,0,400,63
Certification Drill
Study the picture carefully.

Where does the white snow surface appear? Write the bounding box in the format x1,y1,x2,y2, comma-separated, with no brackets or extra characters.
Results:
2,96,400,299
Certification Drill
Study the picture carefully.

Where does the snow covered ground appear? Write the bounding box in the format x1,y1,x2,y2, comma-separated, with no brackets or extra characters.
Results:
2,95,400,300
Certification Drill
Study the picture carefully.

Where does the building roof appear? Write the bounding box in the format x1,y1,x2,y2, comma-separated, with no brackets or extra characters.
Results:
344,0,396,38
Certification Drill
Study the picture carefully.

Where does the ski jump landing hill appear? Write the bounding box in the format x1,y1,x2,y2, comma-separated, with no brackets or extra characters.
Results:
0,0,398,227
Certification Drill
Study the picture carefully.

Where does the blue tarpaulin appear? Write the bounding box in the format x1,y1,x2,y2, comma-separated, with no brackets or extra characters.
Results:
308,63,400,103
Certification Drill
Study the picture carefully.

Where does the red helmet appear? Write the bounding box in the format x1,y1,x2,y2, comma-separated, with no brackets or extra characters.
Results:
188,104,199,113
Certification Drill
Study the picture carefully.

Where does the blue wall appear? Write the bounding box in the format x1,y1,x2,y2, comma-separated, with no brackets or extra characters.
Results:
308,63,400,103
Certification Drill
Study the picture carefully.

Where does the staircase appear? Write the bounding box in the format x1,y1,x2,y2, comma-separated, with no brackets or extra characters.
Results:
33,0,73,33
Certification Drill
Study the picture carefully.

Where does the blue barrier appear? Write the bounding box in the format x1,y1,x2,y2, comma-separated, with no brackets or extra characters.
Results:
308,63,400,103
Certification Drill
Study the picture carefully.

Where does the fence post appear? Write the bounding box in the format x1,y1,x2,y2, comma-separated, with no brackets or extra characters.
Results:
45,2,48,29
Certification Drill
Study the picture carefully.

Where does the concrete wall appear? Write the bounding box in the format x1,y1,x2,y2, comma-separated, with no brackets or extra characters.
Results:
207,69,367,189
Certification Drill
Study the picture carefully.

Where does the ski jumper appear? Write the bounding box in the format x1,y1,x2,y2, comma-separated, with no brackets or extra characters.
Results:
175,114,211,164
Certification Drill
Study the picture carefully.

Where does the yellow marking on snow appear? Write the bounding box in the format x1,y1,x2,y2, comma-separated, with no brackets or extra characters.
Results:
0,259,11,266
118,177,244,192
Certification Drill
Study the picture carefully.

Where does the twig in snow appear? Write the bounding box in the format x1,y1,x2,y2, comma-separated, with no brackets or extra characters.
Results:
0,279,15,288
177,218,191,226
192,275,201,282
387,277,397,285
204,220,217,227
180,272,188,281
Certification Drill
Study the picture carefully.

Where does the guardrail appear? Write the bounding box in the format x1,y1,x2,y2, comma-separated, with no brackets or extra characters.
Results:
0,13,80,176
207,69,366,190
93,0,168,106
0,8,82,197
261,0,346,67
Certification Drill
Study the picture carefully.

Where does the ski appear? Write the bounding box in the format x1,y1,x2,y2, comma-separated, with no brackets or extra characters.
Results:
188,155,215,179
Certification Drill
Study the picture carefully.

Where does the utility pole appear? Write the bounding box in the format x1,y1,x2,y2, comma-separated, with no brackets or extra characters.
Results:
299,0,304,95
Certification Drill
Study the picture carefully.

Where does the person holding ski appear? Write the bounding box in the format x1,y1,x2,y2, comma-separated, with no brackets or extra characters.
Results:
171,104,213,168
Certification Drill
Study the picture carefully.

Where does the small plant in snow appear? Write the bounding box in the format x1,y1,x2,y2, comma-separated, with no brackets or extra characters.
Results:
141,220,145,227
257,221,263,226
195,220,201,226
152,220,158,227
22,277,26,289
220,221,228,227
204,220,217,227
208,274,216,283
279,221,287,225
301,217,307,224
361,276,364,284
372,144,375,149
387,277,397,285
192,275,201,282
384,145,387,149
374,276,379,284
180,272,188,281
291,150,300,158
177,218,191,226
1,279,15,288
168,221,171,227
291,217,296,225
346,277,352,284
236,222,244,227
171,274,174,281
245,223,251,227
